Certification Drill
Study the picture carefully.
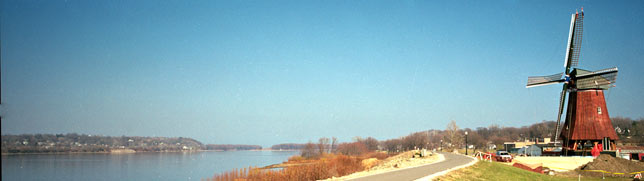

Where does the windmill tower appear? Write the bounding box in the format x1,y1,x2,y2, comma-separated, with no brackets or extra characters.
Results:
526,8,619,156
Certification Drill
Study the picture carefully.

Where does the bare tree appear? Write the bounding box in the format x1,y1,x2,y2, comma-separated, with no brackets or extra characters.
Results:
446,120,462,148
381,138,402,152
301,141,318,158
360,137,379,151
337,142,368,156
352,136,363,142
612,116,634,135
318,137,329,155
331,137,337,153
401,132,428,150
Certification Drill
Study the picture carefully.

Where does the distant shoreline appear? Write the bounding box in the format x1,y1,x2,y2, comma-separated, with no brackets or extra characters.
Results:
1,150,195,156
197,149,300,152
2,149,300,156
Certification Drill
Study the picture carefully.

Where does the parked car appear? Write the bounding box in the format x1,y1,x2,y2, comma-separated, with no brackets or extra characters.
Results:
495,151,513,162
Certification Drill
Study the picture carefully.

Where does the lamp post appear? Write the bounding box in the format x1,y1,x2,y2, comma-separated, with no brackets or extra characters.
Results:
426,130,430,150
465,131,468,155
440,139,443,151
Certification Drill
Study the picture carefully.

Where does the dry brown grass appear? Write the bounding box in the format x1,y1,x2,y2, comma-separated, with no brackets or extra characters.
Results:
359,151,389,160
206,153,390,181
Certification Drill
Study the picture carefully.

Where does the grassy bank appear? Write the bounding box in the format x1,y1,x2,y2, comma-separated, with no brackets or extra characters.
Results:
206,152,390,181
435,160,628,181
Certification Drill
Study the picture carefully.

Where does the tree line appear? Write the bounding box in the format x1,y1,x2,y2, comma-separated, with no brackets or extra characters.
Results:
295,117,643,158
206,144,262,151
1,133,203,153
299,136,380,158
380,117,643,153
270,143,307,150
289,120,557,158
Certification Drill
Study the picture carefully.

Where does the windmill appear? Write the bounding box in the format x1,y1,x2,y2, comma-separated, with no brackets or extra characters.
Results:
526,8,619,155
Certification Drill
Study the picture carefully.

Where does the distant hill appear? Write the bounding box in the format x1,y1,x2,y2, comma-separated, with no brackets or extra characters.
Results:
271,143,306,150
205,144,262,151
1,133,203,153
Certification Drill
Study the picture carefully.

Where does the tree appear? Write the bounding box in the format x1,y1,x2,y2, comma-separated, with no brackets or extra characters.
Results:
381,139,402,152
318,137,329,155
337,142,368,156
446,120,462,148
612,117,634,135
464,129,485,152
630,118,644,145
331,137,337,153
427,130,445,150
402,132,428,150
360,137,379,151
301,142,318,158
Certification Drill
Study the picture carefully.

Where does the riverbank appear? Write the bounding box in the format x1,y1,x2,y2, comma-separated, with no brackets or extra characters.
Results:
208,151,394,180
206,150,444,181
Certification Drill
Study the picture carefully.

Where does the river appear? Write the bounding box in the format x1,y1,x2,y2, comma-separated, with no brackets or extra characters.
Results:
1,150,299,181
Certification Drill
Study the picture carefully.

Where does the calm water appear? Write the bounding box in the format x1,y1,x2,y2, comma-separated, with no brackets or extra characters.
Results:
2,150,298,181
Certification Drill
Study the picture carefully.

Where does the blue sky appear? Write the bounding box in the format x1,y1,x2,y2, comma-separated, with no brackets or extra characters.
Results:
2,0,643,146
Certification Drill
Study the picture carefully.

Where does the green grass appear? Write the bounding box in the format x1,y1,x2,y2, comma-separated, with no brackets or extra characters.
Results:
435,161,629,181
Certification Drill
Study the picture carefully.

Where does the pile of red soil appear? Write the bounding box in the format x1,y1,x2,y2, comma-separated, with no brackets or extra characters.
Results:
512,162,543,174
575,154,644,178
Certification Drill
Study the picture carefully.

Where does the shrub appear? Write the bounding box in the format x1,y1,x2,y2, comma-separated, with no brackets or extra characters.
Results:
287,155,306,162
360,151,389,160
337,142,368,156
301,142,319,158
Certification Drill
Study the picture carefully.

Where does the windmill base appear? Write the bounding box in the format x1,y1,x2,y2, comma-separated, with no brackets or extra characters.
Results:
562,148,617,157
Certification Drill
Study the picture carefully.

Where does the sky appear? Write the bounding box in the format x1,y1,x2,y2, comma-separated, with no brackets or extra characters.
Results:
1,0,643,147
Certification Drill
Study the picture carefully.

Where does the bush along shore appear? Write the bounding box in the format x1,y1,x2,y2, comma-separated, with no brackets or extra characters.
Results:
207,139,392,181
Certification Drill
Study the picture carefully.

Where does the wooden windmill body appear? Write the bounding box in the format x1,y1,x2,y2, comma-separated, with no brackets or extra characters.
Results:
526,9,619,155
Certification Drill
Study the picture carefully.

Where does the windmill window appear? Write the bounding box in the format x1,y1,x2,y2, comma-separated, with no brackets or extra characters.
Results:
597,107,602,114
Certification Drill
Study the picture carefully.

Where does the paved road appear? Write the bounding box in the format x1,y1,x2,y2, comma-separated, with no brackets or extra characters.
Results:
350,152,474,181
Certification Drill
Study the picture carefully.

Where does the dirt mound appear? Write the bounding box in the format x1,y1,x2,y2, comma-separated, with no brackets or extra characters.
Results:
575,154,644,178
361,158,380,169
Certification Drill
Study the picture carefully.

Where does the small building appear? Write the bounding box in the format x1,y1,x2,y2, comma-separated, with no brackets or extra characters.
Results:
504,137,553,151
516,145,544,156
617,146,644,161
526,145,543,156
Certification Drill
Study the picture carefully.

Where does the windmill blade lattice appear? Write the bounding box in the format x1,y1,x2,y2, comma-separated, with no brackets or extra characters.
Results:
569,11,584,67
575,67,618,89
526,73,565,88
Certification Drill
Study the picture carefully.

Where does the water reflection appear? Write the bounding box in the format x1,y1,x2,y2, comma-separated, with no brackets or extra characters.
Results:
2,151,298,181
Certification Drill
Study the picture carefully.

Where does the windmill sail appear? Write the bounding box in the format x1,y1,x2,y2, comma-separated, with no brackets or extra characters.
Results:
564,9,584,69
570,10,583,67
575,67,618,89
553,86,567,145
526,73,565,88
